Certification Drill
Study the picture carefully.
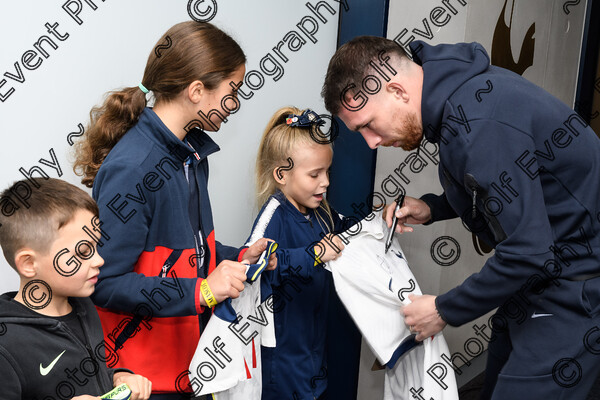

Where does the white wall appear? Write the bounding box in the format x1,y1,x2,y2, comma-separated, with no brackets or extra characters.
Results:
0,0,340,292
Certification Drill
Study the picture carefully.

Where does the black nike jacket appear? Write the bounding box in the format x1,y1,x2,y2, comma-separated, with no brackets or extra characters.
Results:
0,292,131,399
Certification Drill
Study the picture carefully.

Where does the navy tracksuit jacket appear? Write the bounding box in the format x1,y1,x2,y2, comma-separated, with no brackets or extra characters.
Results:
412,40,600,398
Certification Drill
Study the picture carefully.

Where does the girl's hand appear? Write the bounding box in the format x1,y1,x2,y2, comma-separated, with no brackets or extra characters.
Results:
315,234,345,263
243,238,278,271
204,260,248,303
113,372,152,400
383,196,431,234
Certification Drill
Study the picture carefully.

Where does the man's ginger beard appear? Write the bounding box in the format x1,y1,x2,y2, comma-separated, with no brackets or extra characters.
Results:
382,110,423,151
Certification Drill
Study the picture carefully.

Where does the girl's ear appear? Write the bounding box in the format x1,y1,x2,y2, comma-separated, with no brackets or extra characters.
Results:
273,166,287,185
14,249,38,279
187,80,205,104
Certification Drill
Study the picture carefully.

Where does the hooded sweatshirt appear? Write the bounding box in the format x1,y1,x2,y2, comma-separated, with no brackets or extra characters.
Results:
412,41,600,326
0,292,127,399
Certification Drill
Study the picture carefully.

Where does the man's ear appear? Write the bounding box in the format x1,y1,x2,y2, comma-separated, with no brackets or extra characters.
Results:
187,80,205,104
14,249,38,279
386,81,409,102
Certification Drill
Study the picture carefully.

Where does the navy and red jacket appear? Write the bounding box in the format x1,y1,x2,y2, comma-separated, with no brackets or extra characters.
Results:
91,107,247,394
411,41,600,326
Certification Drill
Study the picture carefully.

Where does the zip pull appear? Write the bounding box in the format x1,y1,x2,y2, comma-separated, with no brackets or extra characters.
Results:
161,264,169,278
471,189,477,219
464,173,480,219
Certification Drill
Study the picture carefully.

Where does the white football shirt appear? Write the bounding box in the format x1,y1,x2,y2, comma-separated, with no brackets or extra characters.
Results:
327,211,459,400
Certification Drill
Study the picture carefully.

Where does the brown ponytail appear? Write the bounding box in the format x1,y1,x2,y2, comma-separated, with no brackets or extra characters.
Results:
74,21,246,187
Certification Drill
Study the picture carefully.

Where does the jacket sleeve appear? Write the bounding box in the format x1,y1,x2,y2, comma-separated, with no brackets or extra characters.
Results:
420,192,458,225
107,368,136,385
0,349,22,399
435,119,555,326
91,162,202,317
215,241,248,264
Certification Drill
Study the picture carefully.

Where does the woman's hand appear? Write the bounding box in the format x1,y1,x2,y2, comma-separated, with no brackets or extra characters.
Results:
203,260,247,304
113,372,152,400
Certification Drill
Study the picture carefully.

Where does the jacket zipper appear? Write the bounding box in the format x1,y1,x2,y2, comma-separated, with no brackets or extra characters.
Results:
463,173,481,219
76,312,108,392
159,249,184,278
464,173,507,243
190,158,209,278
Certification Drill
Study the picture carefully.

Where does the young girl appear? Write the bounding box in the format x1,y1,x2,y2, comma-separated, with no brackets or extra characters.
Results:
246,107,351,400
73,21,275,399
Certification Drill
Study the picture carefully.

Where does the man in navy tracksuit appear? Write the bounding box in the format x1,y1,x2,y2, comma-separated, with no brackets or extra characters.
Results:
323,37,600,398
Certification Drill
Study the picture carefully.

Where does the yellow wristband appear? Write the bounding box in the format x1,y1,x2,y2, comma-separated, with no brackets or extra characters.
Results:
314,247,322,266
200,279,218,308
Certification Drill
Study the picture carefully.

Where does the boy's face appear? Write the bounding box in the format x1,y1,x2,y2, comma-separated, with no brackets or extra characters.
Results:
34,209,104,298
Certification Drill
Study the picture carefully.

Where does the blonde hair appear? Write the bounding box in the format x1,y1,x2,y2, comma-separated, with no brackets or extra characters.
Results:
255,106,335,231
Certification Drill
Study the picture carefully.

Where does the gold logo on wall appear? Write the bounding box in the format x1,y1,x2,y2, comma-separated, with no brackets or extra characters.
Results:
491,0,535,76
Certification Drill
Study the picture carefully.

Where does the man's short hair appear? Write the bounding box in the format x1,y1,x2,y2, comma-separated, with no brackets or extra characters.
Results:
0,178,98,269
321,36,410,115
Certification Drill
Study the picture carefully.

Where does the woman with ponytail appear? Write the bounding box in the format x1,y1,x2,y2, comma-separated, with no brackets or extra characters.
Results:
73,21,276,399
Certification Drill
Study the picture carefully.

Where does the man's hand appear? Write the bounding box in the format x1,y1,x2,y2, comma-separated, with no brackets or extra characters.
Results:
243,238,278,271
383,196,432,234
113,372,152,400
203,260,247,304
403,294,447,341
71,396,100,400
315,233,345,263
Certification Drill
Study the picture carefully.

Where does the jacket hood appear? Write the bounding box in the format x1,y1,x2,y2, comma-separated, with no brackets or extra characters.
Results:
0,291,87,326
409,41,491,142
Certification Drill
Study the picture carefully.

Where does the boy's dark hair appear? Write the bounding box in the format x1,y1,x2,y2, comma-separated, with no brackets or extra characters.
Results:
0,178,98,269
321,36,409,115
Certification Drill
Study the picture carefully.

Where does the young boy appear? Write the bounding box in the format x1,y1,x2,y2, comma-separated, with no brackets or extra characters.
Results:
0,178,151,400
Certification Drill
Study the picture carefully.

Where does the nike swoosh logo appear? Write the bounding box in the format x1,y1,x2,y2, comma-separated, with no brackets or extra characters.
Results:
40,350,66,376
531,312,554,319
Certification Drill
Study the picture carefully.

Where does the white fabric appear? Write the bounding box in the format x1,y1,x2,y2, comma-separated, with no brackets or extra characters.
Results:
188,201,280,399
188,276,276,399
327,211,459,400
